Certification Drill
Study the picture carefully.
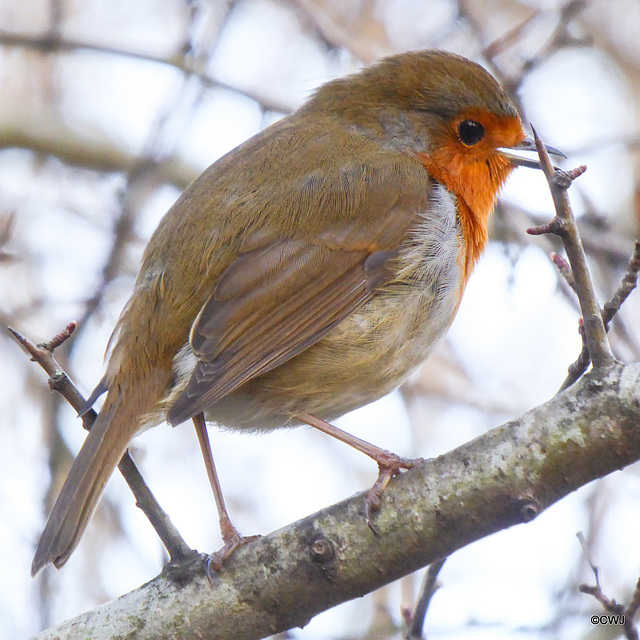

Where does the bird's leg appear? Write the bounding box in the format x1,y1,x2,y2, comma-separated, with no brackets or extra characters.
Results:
192,413,259,578
295,412,424,528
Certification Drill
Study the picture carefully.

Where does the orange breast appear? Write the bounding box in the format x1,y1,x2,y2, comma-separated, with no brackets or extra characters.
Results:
419,149,514,285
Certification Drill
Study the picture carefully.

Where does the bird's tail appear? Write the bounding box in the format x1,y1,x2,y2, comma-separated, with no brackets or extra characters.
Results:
31,397,132,576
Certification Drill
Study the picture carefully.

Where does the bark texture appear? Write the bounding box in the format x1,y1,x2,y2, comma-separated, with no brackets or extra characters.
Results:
31,362,640,640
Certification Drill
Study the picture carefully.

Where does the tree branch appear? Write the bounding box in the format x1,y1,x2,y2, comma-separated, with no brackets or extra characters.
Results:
578,532,640,639
8,326,196,566
527,129,616,381
0,30,294,115
404,557,447,639
0,118,200,189
29,362,640,640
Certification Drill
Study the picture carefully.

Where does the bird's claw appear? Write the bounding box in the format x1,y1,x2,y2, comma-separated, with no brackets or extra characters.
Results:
364,452,425,532
204,533,261,584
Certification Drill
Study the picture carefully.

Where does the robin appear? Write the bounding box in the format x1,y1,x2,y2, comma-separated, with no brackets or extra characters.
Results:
31,49,562,576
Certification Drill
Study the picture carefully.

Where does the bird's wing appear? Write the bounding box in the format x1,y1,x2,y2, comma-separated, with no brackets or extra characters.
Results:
167,152,430,425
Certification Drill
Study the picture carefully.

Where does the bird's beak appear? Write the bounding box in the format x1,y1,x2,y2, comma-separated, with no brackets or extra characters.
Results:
501,136,566,170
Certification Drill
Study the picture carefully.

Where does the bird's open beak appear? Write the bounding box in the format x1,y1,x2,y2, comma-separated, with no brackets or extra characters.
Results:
501,136,566,170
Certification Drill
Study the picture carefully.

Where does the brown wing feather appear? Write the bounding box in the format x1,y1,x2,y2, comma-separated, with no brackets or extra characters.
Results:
167,241,396,424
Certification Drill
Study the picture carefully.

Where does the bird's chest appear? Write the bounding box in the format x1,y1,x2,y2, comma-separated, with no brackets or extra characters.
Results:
209,185,467,427
307,184,465,402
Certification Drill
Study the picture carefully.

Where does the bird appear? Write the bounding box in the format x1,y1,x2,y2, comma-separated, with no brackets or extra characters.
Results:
31,49,562,576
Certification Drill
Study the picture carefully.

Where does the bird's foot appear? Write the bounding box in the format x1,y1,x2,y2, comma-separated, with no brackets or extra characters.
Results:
365,452,425,532
204,520,261,583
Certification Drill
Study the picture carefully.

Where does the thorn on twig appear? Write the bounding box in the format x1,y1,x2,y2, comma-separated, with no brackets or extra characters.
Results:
8,324,83,410
7,326,31,355
531,125,555,177
577,531,599,580
577,531,622,612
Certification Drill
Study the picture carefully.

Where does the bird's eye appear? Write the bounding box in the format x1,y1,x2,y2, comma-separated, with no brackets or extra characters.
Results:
457,120,485,146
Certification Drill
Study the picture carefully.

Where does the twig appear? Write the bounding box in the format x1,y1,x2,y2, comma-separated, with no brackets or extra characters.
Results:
576,531,600,585
7,325,197,568
561,332,591,392
460,0,589,99
626,580,640,640
560,241,640,390
482,10,540,60
551,253,576,292
69,4,241,362
403,557,447,639
521,0,590,77
602,241,640,326
527,128,615,381
0,211,16,263
578,583,625,615
0,30,294,115
577,532,640,640
38,320,77,352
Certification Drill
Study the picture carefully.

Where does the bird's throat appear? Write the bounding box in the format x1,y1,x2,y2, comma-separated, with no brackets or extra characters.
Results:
419,151,513,282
